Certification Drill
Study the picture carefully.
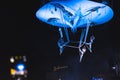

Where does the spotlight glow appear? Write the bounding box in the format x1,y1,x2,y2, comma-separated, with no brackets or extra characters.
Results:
10,57,14,63
16,63,25,71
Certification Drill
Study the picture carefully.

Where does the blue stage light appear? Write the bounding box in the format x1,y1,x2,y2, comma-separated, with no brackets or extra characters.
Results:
16,63,25,71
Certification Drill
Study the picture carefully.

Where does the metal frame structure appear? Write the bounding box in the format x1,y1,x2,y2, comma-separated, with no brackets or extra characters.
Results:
57,19,95,62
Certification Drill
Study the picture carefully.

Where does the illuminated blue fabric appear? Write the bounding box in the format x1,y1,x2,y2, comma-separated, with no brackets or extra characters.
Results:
36,0,114,29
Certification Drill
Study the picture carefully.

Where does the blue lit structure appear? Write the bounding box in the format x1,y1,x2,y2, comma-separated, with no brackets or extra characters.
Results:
36,0,114,62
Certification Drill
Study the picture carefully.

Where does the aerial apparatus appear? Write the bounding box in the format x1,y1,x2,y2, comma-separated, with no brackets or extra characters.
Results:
36,0,114,62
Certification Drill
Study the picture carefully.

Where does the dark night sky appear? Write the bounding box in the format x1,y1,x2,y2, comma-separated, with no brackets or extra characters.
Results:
0,0,120,80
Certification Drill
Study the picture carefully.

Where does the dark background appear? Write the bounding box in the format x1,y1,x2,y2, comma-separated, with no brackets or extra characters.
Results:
0,0,120,80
